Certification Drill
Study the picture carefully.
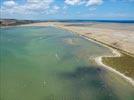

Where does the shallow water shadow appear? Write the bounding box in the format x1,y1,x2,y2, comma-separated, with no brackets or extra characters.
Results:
60,66,119,100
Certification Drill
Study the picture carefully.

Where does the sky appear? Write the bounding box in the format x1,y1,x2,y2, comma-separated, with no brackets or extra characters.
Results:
0,0,134,20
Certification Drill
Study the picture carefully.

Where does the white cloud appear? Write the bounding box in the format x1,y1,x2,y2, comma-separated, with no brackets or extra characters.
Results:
53,5,60,10
65,0,81,5
86,0,103,6
45,5,60,15
0,0,60,18
65,0,103,6
64,0,134,6
27,0,53,4
3,0,17,8
25,0,54,11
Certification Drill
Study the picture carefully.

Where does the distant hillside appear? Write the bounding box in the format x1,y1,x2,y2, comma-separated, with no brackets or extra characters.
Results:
0,19,36,26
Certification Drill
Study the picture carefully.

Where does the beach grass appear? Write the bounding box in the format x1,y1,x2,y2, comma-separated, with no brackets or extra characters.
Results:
102,53,134,79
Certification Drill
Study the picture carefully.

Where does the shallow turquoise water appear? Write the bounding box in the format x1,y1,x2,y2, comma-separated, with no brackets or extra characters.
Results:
0,26,134,100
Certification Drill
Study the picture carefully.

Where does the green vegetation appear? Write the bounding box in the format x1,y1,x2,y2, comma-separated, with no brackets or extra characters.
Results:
102,53,134,79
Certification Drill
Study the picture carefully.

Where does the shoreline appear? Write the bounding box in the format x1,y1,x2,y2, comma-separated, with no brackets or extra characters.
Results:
53,25,134,86
78,34,134,86
55,25,134,57
19,22,134,86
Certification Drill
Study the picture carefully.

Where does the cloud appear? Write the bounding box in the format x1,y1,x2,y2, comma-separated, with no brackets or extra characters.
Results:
0,0,60,18
65,0,81,5
1,0,133,19
24,0,54,11
64,0,103,6
86,0,103,6
3,0,17,7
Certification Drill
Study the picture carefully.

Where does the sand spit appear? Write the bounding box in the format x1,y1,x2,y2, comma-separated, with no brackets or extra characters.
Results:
95,53,134,87
80,35,134,86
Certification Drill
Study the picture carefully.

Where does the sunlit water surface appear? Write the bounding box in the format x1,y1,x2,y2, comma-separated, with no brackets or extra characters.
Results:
0,26,134,100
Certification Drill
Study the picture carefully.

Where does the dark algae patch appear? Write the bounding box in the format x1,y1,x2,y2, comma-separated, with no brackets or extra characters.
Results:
102,53,134,79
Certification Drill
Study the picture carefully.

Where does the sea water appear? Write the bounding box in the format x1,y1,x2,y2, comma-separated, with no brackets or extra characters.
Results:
0,26,134,100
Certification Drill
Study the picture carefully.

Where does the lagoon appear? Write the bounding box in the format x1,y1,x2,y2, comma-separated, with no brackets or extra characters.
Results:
0,26,134,100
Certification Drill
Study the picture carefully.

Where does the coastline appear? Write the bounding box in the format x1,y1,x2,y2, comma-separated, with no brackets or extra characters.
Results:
21,22,134,86
95,55,134,87
56,23,134,56
71,31,134,86
92,42,134,86
56,26,134,86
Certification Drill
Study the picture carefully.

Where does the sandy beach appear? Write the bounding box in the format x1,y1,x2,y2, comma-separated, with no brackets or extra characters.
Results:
81,34,134,86
23,22,134,55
